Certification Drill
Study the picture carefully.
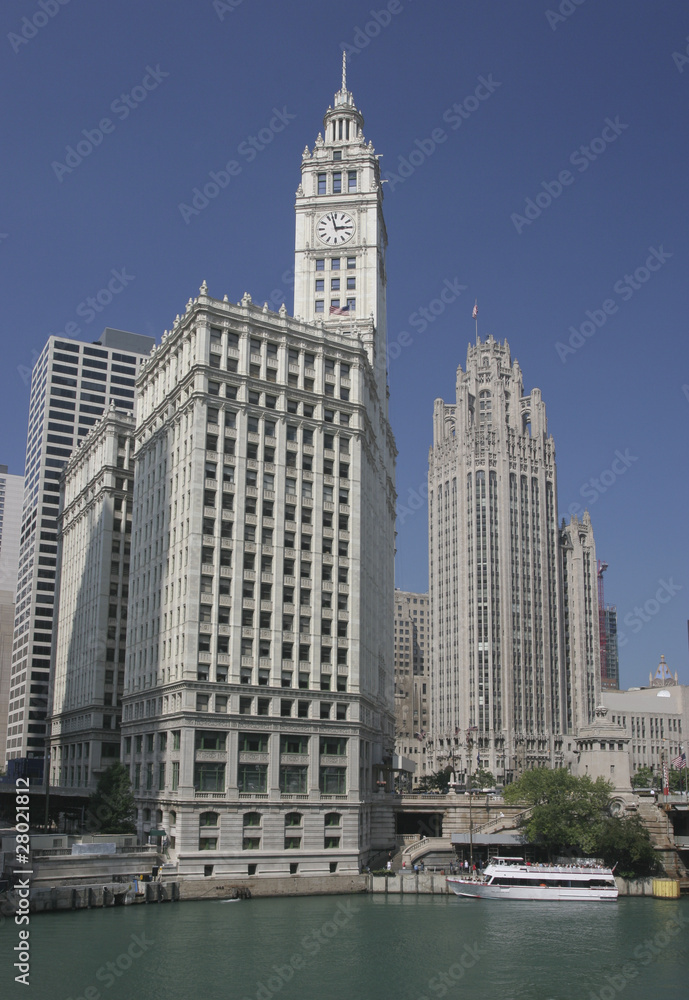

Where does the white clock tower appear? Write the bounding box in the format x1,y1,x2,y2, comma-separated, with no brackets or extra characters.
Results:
294,55,388,398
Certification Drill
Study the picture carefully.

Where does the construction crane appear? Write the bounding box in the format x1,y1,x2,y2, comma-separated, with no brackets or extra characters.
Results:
598,561,608,685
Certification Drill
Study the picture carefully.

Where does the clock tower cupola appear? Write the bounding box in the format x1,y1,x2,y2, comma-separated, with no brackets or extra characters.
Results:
294,54,388,392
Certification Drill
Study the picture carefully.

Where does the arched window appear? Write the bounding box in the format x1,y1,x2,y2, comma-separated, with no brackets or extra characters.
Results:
243,812,262,827
478,391,492,424
199,811,219,827
285,812,303,827
324,812,342,827
169,810,177,825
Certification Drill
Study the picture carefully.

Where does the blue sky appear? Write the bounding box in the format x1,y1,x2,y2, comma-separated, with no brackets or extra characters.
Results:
1,0,687,689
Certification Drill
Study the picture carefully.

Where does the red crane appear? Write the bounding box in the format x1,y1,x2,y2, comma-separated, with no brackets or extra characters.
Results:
598,561,608,685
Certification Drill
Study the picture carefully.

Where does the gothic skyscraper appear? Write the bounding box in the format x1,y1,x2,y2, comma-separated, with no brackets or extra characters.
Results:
428,335,599,780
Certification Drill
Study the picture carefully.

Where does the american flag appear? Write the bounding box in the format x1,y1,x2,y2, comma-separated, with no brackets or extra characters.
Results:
329,304,350,315
472,300,478,320
672,752,686,769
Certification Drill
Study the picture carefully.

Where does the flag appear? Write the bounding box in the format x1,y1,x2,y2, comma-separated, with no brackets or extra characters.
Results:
472,300,478,320
672,752,686,769
330,304,350,315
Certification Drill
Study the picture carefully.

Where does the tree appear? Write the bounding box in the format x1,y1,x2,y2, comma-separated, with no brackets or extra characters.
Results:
87,762,137,834
503,767,659,876
593,814,659,878
469,768,496,790
631,766,655,789
632,765,684,793
419,765,453,793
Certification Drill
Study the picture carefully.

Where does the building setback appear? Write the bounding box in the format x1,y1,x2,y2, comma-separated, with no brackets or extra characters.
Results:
5,329,153,766
48,407,136,790
427,335,600,781
119,66,396,875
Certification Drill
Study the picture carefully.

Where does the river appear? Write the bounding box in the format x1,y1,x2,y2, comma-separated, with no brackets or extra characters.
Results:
4,893,688,999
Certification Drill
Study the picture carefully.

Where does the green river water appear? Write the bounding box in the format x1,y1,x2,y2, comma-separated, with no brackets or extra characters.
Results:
3,893,687,1000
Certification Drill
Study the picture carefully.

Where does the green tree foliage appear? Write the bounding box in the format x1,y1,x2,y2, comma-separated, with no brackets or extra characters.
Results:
631,766,655,789
419,765,453,793
594,814,659,878
632,765,685,792
87,762,137,834
469,768,496,790
504,768,659,876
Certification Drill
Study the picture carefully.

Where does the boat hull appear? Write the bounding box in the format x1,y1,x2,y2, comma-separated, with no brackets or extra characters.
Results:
446,877,618,902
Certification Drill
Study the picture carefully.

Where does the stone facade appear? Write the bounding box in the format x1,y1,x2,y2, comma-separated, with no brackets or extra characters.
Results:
48,408,136,790
393,590,429,786
601,677,688,778
427,335,600,781
6,329,153,764
119,66,396,876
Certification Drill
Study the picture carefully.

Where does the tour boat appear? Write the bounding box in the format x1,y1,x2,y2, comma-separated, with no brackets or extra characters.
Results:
447,857,618,901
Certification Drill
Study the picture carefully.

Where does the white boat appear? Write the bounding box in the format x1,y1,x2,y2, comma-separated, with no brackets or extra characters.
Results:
447,857,618,902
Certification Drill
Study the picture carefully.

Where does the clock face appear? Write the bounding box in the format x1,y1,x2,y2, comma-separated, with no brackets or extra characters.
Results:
317,212,355,246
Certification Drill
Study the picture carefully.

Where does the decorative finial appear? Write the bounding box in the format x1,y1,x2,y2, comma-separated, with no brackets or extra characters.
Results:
342,49,347,92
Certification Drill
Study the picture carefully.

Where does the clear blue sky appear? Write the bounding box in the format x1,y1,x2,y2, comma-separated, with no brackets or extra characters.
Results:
1,0,687,689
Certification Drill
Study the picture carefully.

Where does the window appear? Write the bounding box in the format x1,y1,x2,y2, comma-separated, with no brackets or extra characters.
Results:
171,761,179,790
199,837,218,851
324,812,341,827
315,279,324,292
194,763,225,792
325,837,340,849
172,731,181,751
200,811,220,827
331,259,340,271
243,812,261,827
285,812,302,827
285,837,301,850
280,735,309,754
348,171,357,191
320,737,347,756
320,766,346,794
196,731,227,751
243,837,261,850
333,171,342,193
318,173,326,195
239,732,269,752
280,765,308,793
238,763,267,792
331,278,340,291
196,694,210,712
346,277,356,290
316,259,325,271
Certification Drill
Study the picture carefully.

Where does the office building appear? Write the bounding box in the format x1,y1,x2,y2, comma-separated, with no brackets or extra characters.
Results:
48,407,136,790
602,662,687,776
119,63,396,875
600,605,620,690
0,465,24,762
393,590,429,784
428,335,600,781
5,329,153,766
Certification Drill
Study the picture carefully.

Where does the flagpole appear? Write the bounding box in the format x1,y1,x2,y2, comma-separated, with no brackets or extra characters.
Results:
472,300,478,346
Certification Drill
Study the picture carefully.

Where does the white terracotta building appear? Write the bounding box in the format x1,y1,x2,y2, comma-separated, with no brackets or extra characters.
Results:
120,65,396,875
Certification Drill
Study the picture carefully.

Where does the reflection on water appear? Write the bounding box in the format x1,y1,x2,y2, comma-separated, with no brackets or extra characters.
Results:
9,893,688,1000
